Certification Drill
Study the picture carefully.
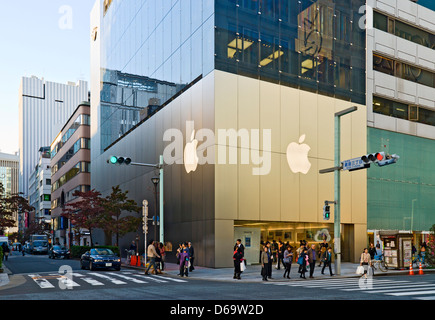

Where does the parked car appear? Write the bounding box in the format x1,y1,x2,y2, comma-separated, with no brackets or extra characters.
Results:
80,248,121,271
48,245,70,259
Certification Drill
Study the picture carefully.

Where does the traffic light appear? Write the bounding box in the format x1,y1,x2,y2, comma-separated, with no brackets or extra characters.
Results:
107,156,132,165
361,152,385,164
377,154,400,167
323,205,331,221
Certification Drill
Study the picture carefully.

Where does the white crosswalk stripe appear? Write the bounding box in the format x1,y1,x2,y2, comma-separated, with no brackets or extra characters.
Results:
265,277,435,299
27,271,188,289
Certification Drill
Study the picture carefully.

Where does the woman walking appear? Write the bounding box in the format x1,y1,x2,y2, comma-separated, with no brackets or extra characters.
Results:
283,245,293,279
360,248,372,278
298,248,308,279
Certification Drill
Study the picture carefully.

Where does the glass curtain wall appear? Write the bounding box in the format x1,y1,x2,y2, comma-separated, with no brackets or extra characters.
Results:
99,0,215,153
215,0,366,104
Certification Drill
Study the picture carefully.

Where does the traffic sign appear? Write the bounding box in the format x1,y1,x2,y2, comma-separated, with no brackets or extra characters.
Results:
342,157,368,171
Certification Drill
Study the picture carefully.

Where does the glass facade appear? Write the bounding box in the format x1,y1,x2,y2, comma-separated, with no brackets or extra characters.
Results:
215,0,366,104
99,0,215,152
367,128,435,232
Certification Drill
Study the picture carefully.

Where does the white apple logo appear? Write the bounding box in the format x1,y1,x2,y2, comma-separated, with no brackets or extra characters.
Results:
184,130,199,173
286,134,311,174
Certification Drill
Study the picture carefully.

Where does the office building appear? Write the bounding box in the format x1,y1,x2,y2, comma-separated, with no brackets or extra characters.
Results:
366,0,435,263
51,102,91,247
19,76,88,199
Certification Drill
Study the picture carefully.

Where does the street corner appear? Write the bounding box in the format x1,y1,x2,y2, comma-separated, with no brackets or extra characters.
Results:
0,273,10,288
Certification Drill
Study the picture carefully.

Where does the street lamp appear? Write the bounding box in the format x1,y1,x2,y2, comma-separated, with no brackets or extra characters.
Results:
151,176,160,242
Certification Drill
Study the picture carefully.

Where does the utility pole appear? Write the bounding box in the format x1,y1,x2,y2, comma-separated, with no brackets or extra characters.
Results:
319,106,358,276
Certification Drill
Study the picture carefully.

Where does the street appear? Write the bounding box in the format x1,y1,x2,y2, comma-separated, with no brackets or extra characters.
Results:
2,251,435,301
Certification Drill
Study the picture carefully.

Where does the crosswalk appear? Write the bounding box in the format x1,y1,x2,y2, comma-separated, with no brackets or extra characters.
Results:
264,276,435,300
27,271,187,290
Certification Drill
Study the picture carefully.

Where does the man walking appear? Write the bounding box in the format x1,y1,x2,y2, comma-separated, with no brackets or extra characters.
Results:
233,239,244,280
321,247,334,276
265,241,273,279
307,244,317,278
145,240,160,275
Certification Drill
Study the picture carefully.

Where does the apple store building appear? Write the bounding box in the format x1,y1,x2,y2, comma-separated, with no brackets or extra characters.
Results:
90,0,368,267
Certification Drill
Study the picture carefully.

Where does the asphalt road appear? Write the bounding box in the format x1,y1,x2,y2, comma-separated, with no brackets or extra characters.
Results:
2,252,435,302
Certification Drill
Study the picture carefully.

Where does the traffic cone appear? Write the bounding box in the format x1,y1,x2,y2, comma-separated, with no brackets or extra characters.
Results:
419,262,424,275
409,262,414,275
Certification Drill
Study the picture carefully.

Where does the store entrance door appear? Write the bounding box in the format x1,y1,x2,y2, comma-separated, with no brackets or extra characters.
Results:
342,224,354,262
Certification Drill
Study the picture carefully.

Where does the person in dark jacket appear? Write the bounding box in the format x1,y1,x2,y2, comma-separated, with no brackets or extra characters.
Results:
260,246,269,281
233,239,244,280
299,249,308,279
188,242,195,272
321,247,334,276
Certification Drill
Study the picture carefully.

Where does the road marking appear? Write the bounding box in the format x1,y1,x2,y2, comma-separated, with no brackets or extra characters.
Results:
387,290,435,296
364,284,435,294
154,275,188,283
28,274,55,289
107,272,147,284
132,274,168,283
416,296,435,300
91,273,127,285
80,277,105,286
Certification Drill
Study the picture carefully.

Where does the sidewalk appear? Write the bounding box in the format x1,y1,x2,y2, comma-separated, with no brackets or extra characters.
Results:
121,259,429,283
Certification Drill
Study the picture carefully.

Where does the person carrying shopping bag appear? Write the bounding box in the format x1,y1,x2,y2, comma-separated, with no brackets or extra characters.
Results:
360,248,372,279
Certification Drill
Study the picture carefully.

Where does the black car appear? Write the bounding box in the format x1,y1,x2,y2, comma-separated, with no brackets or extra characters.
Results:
48,245,70,259
80,248,121,271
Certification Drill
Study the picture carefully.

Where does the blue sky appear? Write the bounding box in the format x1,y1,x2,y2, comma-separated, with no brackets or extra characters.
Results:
0,0,95,154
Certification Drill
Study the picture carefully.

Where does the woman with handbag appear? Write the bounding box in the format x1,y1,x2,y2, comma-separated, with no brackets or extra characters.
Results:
298,248,308,279
360,248,372,278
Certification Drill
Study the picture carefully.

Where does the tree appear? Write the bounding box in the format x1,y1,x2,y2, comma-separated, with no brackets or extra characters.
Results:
100,186,142,247
0,183,33,235
61,189,105,247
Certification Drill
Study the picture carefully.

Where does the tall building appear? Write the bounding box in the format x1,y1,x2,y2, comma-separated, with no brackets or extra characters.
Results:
28,147,52,227
51,102,91,247
90,0,367,267
18,76,88,199
0,152,19,235
366,0,435,264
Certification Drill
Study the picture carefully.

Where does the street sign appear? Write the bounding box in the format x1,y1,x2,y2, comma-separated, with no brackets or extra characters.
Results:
341,157,368,171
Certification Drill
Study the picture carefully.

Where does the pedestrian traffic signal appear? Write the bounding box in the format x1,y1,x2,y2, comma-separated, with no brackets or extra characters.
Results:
323,205,331,221
107,156,132,165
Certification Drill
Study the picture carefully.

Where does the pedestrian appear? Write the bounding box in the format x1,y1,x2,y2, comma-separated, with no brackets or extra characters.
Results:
421,242,427,264
368,243,377,260
159,242,166,271
154,241,162,273
318,239,328,267
178,242,190,277
144,240,160,275
233,239,244,280
260,246,269,281
271,240,278,266
307,244,317,278
188,242,195,272
360,248,371,279
298,248,308,279
321,247,334,276
2,242,9,261
265,241,273,279
129,241,137,255
283,245,293,279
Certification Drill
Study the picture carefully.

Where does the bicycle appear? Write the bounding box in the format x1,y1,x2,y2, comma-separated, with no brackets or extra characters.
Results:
372,254,388,272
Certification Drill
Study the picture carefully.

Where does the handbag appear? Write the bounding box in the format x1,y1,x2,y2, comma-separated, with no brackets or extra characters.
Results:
356,265,364,275
297,256,303,265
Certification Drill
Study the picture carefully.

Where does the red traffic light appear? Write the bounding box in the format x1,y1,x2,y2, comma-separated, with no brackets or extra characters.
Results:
375,153,384,161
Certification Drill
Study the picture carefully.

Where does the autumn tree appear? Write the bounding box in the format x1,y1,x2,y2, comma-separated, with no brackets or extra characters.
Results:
0,182,33,235
100,186,142,248
61,189,105,247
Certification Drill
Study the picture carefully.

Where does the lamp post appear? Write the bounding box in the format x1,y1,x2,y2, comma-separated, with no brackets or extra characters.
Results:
151,176,160,242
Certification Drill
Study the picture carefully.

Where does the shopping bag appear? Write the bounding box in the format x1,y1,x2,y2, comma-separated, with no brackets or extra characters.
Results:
356,266,364,275
240,261,246,272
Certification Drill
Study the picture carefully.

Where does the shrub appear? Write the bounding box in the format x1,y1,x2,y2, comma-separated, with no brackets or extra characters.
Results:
70,245,120,258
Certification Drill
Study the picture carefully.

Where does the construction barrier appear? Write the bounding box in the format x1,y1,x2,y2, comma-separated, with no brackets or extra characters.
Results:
409,262,414,275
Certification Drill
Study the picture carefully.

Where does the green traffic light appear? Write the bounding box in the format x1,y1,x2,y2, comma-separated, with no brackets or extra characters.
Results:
110,156,118,164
